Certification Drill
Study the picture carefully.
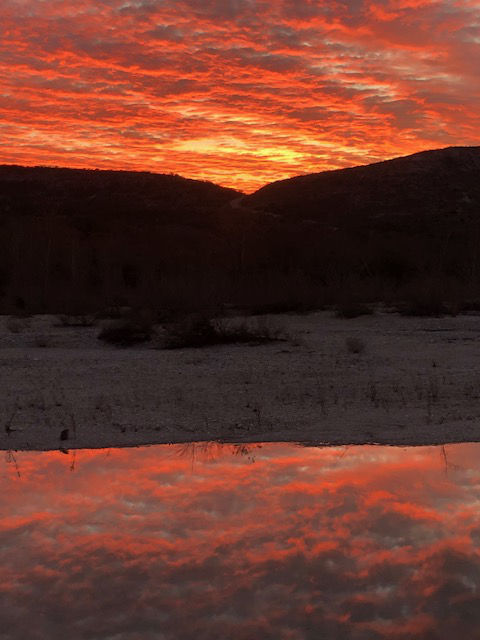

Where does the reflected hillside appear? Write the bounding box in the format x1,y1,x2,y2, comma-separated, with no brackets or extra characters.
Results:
3,442,480,638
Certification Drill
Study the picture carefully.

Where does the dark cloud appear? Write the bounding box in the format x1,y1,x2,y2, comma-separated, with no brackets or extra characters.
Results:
147,24,184,41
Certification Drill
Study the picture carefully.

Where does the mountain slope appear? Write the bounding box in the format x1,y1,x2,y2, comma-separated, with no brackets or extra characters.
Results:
0,166,240,312
244,146,480,225
0,165,239,230
1,149,480,314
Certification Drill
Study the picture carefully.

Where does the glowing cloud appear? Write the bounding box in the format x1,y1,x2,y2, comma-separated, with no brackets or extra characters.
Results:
0,0,478,191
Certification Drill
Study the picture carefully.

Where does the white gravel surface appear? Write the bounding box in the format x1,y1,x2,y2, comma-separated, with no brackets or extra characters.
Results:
1,311,480,451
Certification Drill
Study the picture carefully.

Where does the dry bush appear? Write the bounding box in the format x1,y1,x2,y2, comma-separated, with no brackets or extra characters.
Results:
97,312,153,346
160,316,287,349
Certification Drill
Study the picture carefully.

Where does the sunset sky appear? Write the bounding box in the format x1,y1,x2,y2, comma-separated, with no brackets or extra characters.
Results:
0,0,479,192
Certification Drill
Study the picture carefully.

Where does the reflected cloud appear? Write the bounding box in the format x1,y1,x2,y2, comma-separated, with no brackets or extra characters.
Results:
2,443,480,638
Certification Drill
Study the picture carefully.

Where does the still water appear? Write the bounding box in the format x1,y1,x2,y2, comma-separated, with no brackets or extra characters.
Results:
2,442,480,639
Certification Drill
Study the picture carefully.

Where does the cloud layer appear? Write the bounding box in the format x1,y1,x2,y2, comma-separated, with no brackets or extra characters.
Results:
0,0,479,190
2,442,480,638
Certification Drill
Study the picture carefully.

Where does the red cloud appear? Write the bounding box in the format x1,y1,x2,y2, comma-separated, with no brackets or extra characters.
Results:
0,0,478,191
1,442,480,637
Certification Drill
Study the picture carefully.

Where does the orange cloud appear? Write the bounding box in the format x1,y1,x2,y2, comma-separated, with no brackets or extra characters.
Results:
0,0,478,191
1,443,480,637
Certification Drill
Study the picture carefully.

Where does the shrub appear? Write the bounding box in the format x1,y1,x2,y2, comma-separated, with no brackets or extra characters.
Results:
160,316,286,349
97,317,152,346
335,302,374,319
345,337,366,354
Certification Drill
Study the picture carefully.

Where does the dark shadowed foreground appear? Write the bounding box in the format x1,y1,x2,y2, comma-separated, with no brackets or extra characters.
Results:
2,441,480,639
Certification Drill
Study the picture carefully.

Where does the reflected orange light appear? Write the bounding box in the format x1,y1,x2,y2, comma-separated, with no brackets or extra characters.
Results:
2,443,480,638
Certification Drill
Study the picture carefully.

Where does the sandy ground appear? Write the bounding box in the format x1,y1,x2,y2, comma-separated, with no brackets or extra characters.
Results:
1,310,480,451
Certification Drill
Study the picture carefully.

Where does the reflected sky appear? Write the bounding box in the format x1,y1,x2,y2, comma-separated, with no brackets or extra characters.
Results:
2,442,480,639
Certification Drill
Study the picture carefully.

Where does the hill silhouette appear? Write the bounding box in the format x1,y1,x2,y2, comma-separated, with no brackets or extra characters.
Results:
0,166,239,313
245,146,480,225
1,147,480,315
0,165,238,228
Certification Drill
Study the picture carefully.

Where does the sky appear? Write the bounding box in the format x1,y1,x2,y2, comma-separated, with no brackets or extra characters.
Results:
0,0,479,192
2,442,480,638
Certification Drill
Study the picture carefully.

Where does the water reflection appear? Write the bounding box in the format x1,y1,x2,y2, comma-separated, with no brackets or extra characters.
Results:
2,442,480,639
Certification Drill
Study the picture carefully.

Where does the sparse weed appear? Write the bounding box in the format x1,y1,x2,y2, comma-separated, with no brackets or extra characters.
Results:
97,312,153,346
366,380,379,406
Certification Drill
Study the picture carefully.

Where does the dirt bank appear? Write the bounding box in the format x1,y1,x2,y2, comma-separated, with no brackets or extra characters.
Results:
1,311,480,451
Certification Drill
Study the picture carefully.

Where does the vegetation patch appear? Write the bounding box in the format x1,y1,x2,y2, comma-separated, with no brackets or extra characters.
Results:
160,316,287,349
97,316,152,346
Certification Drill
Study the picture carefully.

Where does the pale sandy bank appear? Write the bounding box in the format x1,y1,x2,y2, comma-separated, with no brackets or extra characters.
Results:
1,311,480,451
